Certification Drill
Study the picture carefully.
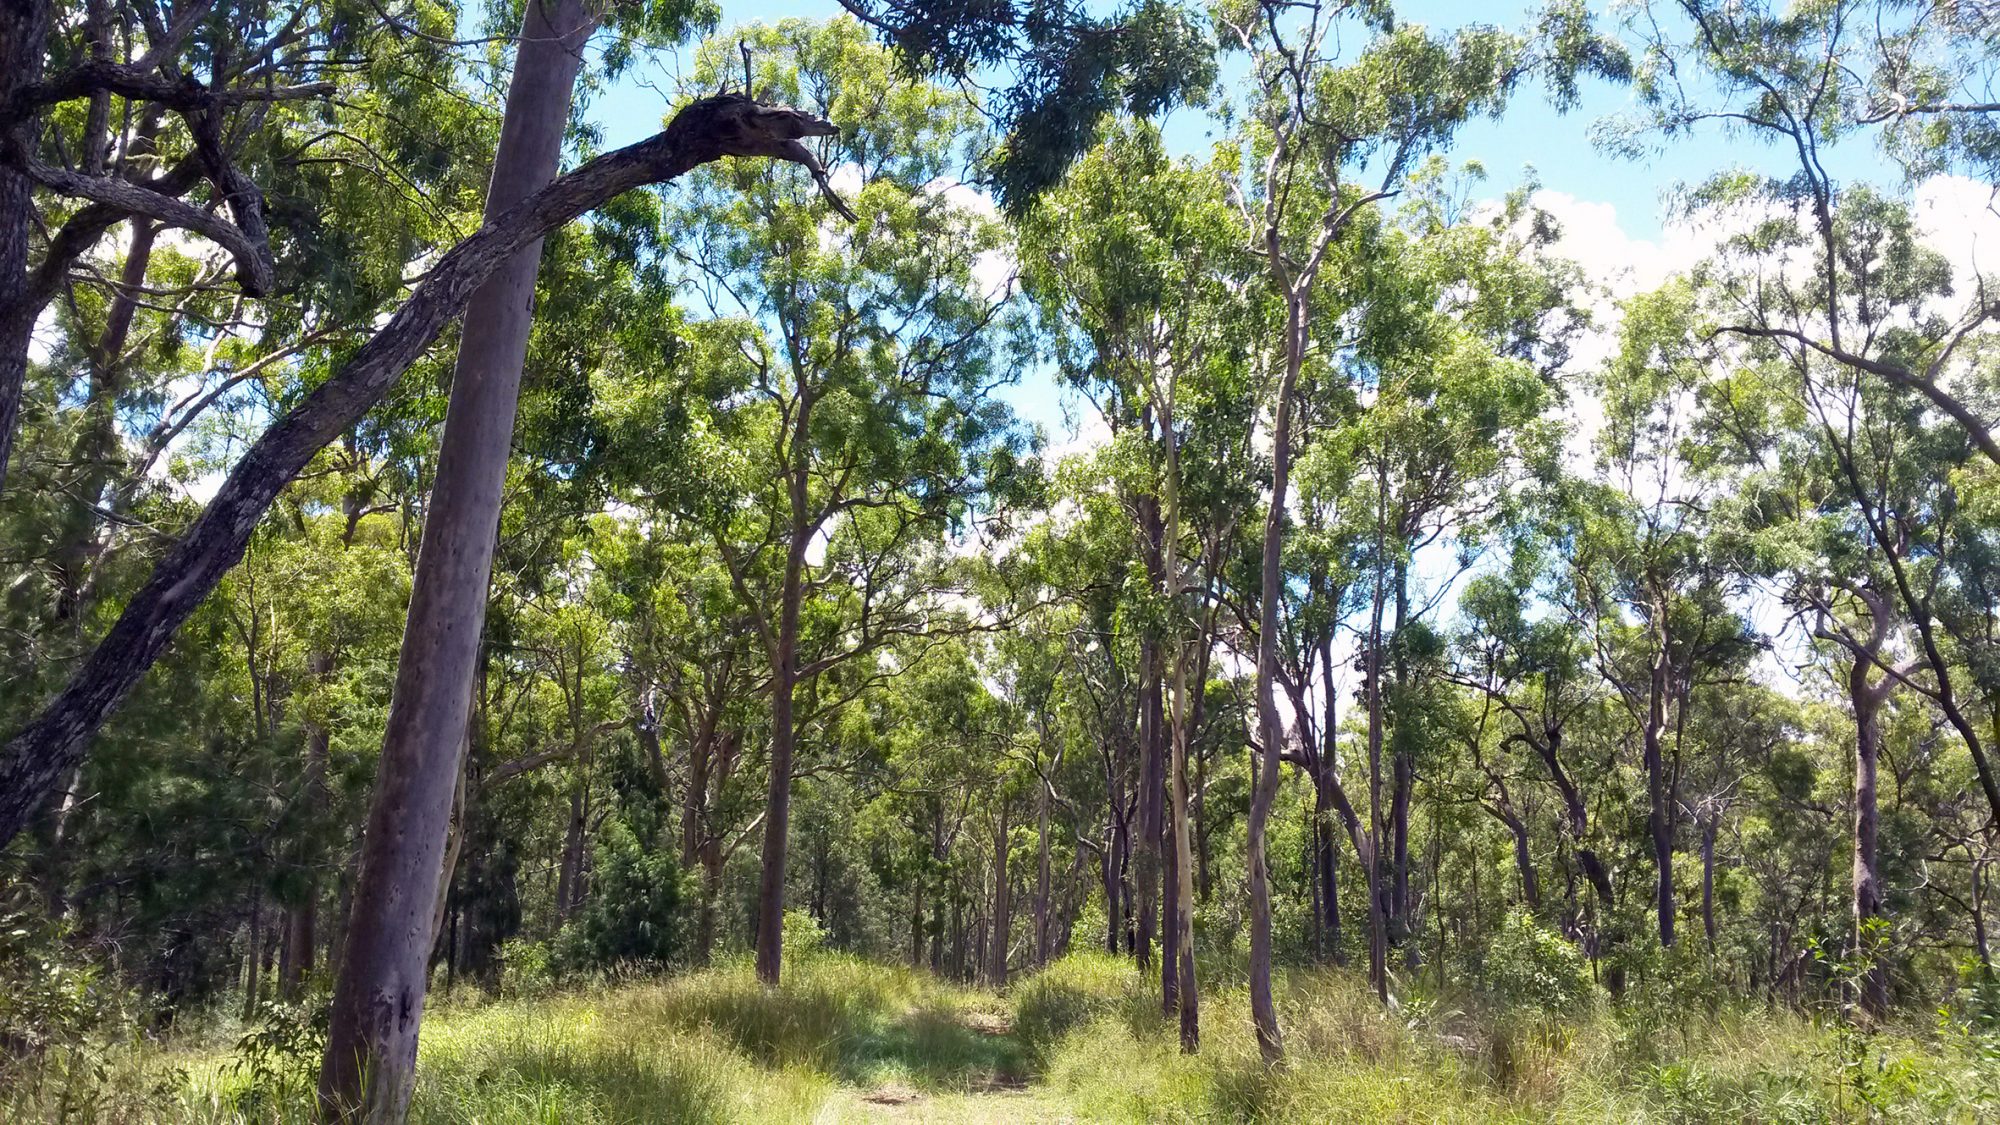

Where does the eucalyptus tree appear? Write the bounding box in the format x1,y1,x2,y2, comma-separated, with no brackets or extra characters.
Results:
831,0,1216,213
591,515,762,965
1019,121,1254,1047
1695,198,1989,1008
0,0,405,490
1014,467,1147,958
0,0,483,858
0,86,857,851
1343,177,1575,966
1214,0,1615,1052
1624,0,2000,464
318,0,639,1114
1454,558,1619,964
659,19,1022,986
1575,282,1760,951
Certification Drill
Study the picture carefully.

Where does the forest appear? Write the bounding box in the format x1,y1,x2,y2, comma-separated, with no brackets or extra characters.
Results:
6,0,2000,1121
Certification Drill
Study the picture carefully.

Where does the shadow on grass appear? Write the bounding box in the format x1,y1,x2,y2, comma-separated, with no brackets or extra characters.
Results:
416,1042,729,1125
830,1004,1028,1090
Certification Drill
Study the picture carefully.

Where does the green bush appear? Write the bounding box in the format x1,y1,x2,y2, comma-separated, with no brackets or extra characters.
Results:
0,909,138,1114
551,821,685,976
1479,911,1592,1021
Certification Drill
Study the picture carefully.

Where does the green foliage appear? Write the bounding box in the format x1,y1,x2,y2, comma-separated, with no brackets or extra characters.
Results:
1480,911,1593,1022
551,822,685,975
0,911,131,1113
225,999,327,1116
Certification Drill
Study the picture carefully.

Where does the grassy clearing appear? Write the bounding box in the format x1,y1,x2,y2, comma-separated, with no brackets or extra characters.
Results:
8,950,2000,1122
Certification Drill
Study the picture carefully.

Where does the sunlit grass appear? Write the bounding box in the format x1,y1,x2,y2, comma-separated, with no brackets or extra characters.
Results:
10,950,2000,1122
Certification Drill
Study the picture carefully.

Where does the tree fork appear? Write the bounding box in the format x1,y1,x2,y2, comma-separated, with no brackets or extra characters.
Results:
0,93,848,849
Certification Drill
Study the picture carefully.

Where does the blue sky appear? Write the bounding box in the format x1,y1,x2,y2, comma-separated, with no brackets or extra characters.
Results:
584,1,1893,241
574,1,1904,443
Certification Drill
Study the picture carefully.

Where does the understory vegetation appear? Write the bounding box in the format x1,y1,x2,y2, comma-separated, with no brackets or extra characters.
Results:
10,949,2000,1122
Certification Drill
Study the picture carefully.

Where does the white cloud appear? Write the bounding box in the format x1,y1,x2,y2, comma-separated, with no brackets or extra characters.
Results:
1912,174,2000,302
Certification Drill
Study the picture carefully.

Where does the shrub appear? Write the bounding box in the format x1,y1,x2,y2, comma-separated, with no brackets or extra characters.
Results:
0,909,138,1114
551,821,685,976
497,936,555,996
1480,911,1592,1021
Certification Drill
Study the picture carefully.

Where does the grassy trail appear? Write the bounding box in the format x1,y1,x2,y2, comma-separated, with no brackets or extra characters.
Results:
810,1009,1060,1124
17,950,2000,1121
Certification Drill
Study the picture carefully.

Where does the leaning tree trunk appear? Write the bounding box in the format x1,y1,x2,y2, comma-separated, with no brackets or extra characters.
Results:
317,3,599,1118
0,90,847,850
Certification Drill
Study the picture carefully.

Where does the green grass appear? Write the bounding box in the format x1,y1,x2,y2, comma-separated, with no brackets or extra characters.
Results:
10,951,2000,1122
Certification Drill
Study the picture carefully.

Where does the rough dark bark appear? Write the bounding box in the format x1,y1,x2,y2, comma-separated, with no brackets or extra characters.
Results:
1644,615,1676,949
752,389,816,986
1699,816,1719,949
281,648,335,1000
0,93,847,850
1134,628,1164,973
0,0,52,495
989,797,1010,988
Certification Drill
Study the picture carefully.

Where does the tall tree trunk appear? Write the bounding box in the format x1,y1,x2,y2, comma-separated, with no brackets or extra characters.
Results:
0,92,844,850
754,458,812,984
0,0,50,494
1644,597,1675,949
1847,634,1898,1019
282,652,334,999
243,893,265,1020
318,3,597,1117
1699,816,1718,949
1363,460,1390,1002
1035,774,1053,966
1156,397,1198,1051
1102,815,1121,954
556,779,586,922
1134,622,1163,972
989,797,1010,987
1249,289,1309,1064
1387,560,1412,956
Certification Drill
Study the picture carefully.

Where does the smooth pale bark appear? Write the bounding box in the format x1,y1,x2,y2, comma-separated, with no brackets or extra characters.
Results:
0,92,844,850
1155,384,1199,1052
1249,292,1306,1064
1834,591,1908,1020
318,1,598,1117
1248,126,1369,1058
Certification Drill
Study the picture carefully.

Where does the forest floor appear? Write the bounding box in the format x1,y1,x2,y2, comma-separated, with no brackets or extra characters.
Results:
12,949,2000,1122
